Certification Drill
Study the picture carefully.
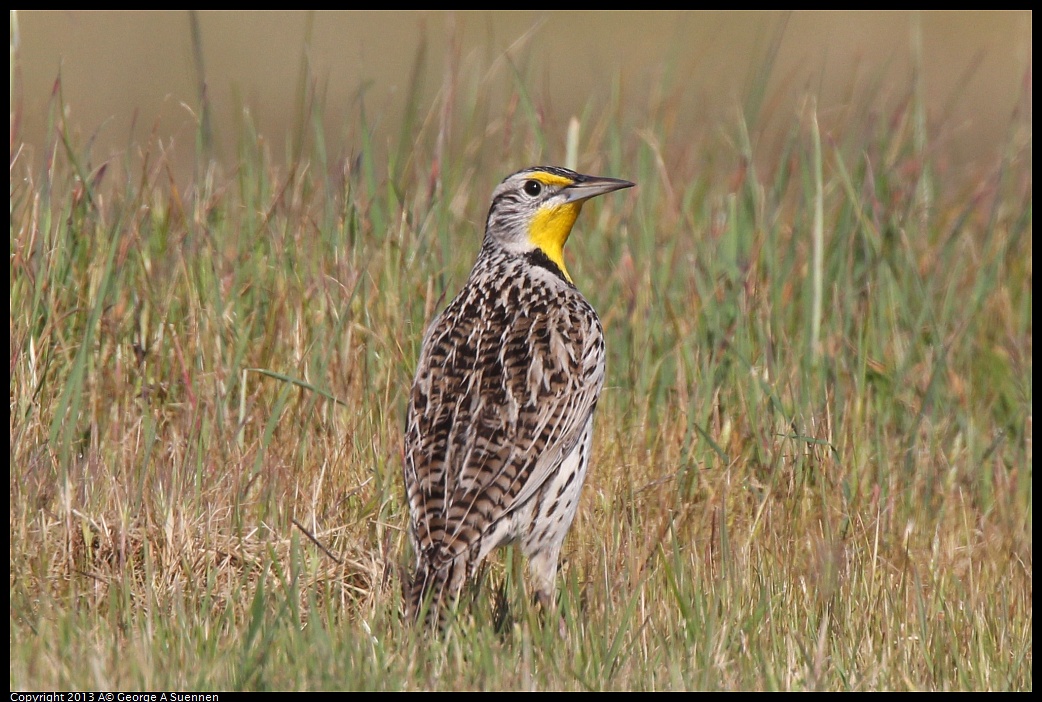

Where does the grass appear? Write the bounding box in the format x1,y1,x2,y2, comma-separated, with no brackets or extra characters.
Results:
9,24,1032,691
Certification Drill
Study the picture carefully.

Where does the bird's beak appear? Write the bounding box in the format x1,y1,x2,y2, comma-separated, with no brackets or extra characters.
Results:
560,175,636,204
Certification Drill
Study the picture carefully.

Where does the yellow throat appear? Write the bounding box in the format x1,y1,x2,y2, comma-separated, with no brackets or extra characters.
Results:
528,201,583,284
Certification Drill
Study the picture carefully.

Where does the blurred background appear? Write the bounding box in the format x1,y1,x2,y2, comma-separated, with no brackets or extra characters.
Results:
10,11,1032,181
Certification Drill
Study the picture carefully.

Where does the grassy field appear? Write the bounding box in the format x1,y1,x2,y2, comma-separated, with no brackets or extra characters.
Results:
9,28,1032,690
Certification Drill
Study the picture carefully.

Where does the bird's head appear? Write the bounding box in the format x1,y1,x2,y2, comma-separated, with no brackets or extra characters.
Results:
484,166,634,283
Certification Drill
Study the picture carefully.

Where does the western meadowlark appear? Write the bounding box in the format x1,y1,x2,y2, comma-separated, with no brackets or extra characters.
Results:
403,165,634,629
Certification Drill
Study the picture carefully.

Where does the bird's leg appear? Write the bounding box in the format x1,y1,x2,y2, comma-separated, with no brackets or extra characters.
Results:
527,547,567,638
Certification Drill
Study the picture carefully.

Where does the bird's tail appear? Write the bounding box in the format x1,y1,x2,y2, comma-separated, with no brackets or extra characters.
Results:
406,558,468,631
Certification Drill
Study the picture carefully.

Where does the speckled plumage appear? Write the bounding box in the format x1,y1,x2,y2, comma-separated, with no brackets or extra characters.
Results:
403,166,633,628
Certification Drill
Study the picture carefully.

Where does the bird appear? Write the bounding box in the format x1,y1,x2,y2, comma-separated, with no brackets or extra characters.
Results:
402,165,635,629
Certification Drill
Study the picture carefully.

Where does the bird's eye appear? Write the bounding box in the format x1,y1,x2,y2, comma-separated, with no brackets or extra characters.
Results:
523,180,542,197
